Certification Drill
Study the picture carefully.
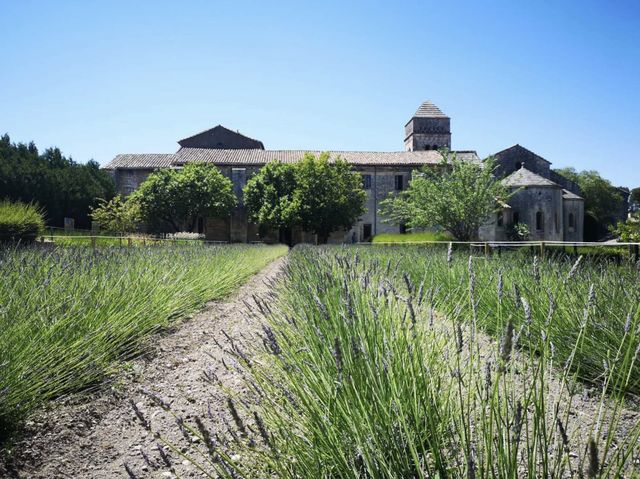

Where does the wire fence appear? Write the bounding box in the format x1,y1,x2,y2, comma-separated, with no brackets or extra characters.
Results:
38,234,231,248
361,239,640,261
37,233,640,261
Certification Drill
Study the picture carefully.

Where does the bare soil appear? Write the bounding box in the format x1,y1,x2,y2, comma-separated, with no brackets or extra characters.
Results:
1,256,287,479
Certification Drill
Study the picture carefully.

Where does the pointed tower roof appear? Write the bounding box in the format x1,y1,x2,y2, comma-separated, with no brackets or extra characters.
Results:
413,101,449,118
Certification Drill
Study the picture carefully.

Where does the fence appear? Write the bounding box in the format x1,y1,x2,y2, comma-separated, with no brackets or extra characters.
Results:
38,234,232,249
34,235,640,261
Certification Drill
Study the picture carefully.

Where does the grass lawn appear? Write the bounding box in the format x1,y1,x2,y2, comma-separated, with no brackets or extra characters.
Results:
372,230,453,243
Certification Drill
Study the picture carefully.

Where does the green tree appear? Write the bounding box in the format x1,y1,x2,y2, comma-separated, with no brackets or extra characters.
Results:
244,154,366,244
0,134,115,228
90,195,141,234
630,187,640,211
380,153,508,241
243,161,298,244
555,168,623,239
610,212,640,242
130,162,236,232
293,153,366,244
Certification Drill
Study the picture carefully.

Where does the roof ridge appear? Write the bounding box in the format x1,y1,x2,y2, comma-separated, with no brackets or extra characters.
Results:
177,125,264,147
490,144,551,164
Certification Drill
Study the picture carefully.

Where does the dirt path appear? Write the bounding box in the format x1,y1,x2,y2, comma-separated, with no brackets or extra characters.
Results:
2,256,287,479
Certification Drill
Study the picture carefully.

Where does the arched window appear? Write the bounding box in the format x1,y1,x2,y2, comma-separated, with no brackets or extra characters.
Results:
513,211,520,224
432,145,438,150
568,212,575,229
536,211,544,231
515,161,522,170
497,212,504,227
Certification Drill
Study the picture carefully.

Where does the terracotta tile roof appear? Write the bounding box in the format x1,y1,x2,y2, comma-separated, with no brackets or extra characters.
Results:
104,149,480,169
104,154,176,170
173,148,447,166
502,167,560,187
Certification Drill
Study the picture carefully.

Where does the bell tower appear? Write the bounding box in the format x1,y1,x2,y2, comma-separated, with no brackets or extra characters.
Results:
404,101,451,151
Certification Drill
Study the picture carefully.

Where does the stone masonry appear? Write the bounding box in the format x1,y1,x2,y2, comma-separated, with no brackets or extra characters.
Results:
105,101,584,243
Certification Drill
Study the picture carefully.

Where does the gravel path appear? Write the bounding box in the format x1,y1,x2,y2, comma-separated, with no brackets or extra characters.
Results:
2,256,287,479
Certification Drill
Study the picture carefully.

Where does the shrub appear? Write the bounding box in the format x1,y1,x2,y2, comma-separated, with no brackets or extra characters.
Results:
0,200,45,243
165,231,205,240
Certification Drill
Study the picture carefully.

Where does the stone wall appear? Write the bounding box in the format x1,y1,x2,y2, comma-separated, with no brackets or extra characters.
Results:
345,166,414,242
493,146,551,179
563,198,584,242
404,117,451,151
549,170,581,195
508,186,564,241
114,169,153,196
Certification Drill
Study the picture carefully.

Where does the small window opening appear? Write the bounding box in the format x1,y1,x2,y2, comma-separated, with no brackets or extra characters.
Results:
513,211,520,224
395,175,404,191
568,212,575,229
362,174,372,190
497,212,504,227
536,211,544,231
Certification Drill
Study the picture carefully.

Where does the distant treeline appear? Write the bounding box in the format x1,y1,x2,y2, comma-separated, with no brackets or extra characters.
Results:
0,134,115,228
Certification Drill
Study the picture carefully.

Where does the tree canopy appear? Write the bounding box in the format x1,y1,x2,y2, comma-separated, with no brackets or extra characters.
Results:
243,153,366,244
0,134,115,228
554,167,623,239
130,162,236,232
90,195,141,234
630,187,640,211
243,160,298,241
380,154,508,241
294,153,367,243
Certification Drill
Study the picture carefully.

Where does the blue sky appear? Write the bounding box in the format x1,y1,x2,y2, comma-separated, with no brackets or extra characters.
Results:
1,0,639,187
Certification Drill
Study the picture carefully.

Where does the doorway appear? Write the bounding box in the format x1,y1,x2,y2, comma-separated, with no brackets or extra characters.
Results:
362,223,372,242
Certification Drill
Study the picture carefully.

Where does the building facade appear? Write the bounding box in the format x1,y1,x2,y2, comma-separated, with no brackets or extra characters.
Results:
479,144,584,242
104,101,584,243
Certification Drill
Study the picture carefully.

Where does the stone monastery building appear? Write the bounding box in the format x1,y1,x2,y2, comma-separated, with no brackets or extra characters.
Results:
104,101,584,243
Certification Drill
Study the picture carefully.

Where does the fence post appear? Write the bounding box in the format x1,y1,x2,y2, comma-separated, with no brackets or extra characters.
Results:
540,241,545,260
127,237,132,247
634,244,639,263
91,236,96,251
484,242,489,258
